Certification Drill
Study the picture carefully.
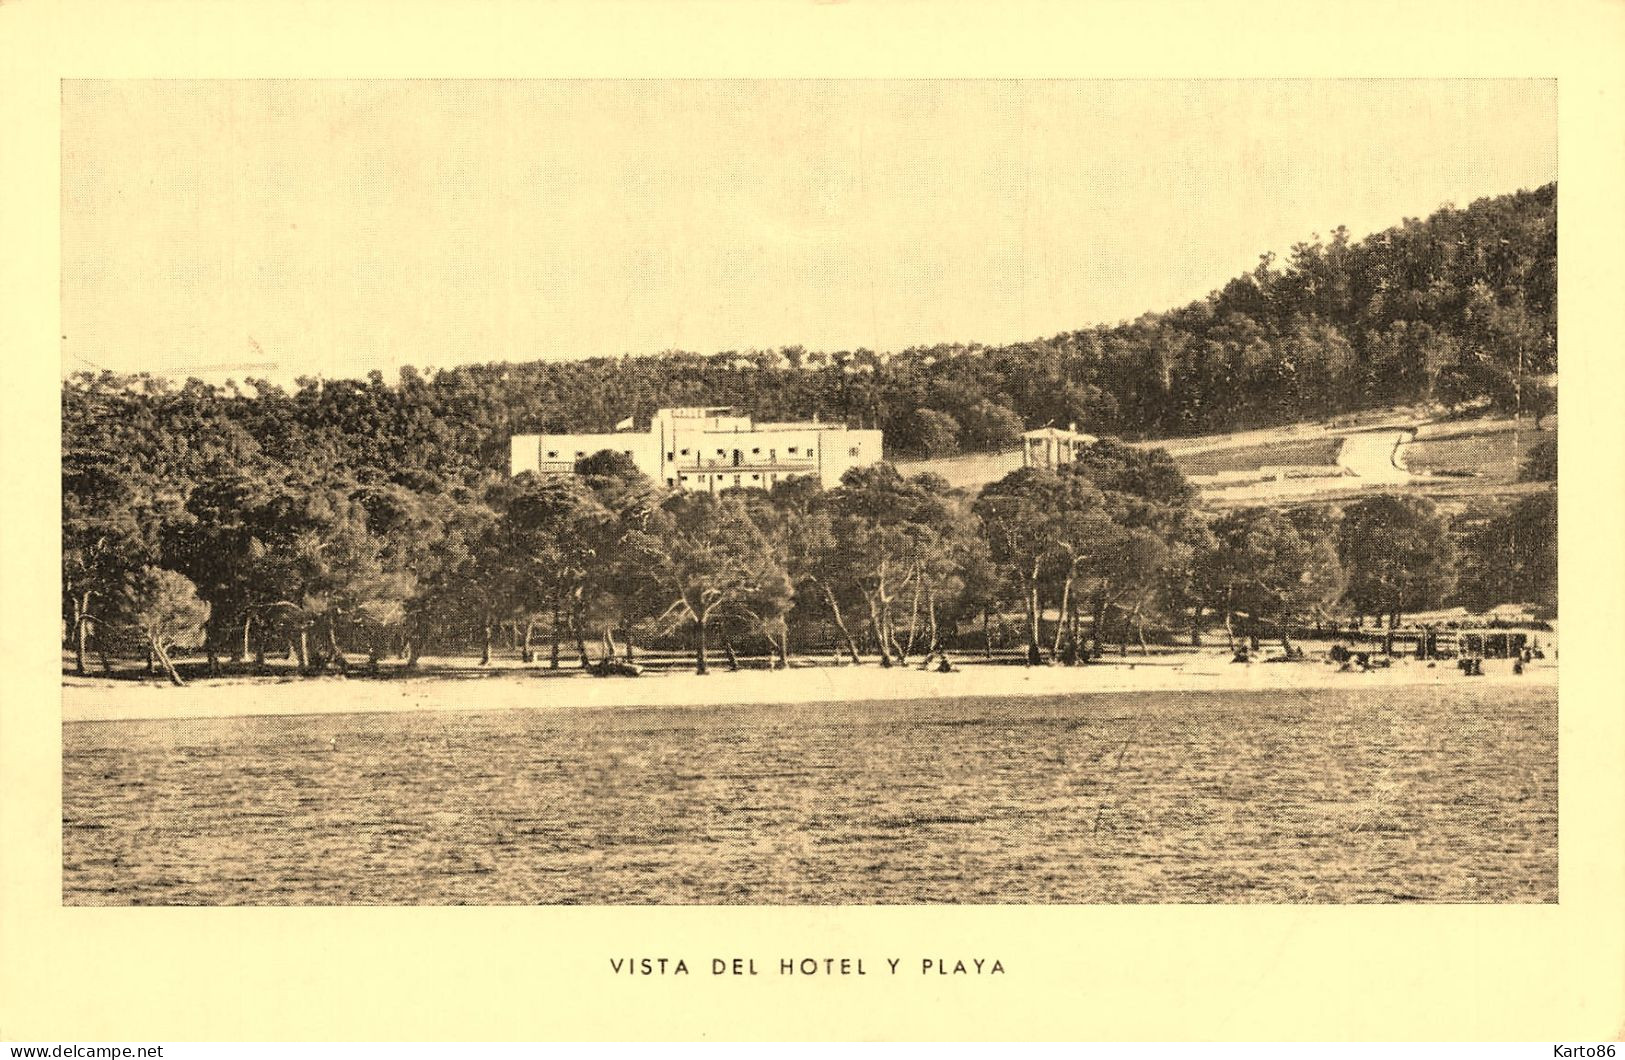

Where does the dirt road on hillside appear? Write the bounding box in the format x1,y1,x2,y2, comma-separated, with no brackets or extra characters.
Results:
1335,429,1414,484
1201,428,1417,505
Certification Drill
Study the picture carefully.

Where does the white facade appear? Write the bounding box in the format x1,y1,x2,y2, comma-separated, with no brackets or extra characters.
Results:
1021,424,1097,470
510,406,884,491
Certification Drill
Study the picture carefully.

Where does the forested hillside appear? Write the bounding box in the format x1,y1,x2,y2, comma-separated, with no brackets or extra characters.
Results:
65,183,1554,477
62,185,1557,677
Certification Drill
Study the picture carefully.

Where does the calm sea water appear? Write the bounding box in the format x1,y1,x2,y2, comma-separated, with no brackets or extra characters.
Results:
62,684,1556,905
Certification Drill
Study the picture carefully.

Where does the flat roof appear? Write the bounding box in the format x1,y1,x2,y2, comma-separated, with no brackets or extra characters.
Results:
1022,426,1097,441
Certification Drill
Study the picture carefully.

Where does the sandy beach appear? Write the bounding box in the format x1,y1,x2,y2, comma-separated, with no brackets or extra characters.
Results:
61,652,1554,724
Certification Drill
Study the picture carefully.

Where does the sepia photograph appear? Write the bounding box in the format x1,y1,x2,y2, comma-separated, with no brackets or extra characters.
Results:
59,78,1558,908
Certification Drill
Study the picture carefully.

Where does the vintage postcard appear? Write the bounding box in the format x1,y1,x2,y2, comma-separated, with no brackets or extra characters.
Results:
4,0,1623,1043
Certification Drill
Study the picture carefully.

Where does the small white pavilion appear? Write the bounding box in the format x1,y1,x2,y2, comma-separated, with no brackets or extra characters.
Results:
1021,424,1098,471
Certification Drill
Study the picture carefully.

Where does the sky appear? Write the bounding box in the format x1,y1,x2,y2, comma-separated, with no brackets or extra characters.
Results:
60,79,1557,384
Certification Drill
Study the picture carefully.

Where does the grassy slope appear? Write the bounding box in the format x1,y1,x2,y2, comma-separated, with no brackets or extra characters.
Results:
1175,437,1343,477
1406,416,1552,486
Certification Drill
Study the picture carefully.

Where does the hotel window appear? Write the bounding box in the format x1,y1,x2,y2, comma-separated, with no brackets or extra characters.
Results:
751,447,760,455
680,448,689,456
716,449,726,457
546,451,558,459
750,473,759,480
848,447,860,457
788,447,798,455
575,451,584,458
667,451,674,461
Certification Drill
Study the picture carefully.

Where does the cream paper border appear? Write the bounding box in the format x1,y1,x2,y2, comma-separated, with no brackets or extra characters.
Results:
3,0,1622,1042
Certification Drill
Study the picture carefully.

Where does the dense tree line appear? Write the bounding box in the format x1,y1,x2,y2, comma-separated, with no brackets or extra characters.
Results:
66,414,1554,685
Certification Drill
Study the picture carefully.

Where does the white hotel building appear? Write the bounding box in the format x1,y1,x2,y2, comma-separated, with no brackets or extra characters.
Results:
509,406,884,492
